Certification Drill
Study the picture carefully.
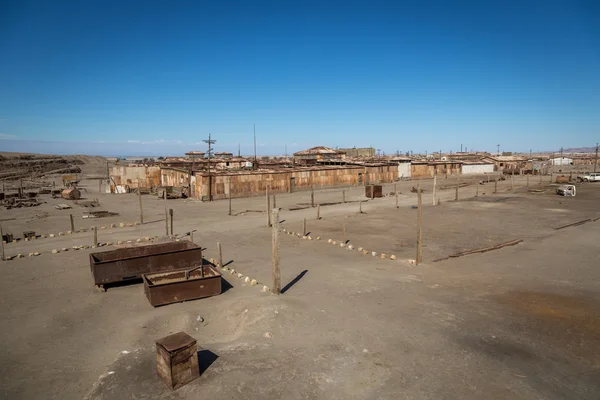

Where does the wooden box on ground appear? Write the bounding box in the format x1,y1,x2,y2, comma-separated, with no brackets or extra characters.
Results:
143,265,222,307
155,331,199,389
89,241,203,289
365,184,383,198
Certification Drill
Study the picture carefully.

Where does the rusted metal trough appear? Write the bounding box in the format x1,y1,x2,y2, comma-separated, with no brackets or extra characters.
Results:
365,184,383,198
143,265,222,307
89,241,202,290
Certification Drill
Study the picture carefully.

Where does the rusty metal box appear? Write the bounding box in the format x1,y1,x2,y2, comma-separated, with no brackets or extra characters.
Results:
365,184,383,198
155,331,199,389
89,241,202,289
143,265,222,307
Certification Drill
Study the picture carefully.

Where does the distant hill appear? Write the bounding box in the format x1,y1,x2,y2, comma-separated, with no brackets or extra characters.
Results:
558,147,597,153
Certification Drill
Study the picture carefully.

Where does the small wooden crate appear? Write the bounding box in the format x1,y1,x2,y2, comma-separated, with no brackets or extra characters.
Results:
155,331,200,389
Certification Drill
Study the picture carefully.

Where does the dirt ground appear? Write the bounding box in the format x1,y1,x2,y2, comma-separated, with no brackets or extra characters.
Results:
1,172,599,400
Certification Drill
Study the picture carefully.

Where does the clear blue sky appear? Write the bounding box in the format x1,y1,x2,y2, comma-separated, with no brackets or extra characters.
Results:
1,0,599,156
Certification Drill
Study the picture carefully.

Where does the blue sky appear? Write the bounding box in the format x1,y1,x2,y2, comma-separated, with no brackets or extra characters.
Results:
1,0,599,156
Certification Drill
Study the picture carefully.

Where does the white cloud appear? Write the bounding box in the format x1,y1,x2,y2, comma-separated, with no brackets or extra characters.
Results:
127,140,141,143
0,133,17,139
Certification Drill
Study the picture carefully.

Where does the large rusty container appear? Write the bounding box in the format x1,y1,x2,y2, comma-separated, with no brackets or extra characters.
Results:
365,184,383,198
89,241,202,289
143,265,221,307
155,331,200,389
61,187,81,200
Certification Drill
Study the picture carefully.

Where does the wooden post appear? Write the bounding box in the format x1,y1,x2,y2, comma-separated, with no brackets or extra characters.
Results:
271,208,281,294
416,184,423,265
217,242,223,267
511,174,514,190
475,183,479,197
371,185,374,200
311,187,315,207
190,231,194,244
0,225,5,261
273,194,276,209
69,214,75,232
228,178,232,216
432,176,437,205
527,175,529,187
494,179,498,193
394,183,399,208
359,201,362,213
550,172,553,183
303,218,306,236
343,223,347,243
169,209,174,236
20,177,23,199
164,191,169,235
266,185,271,227
455,174,459,201
138,189,144,224
93,226,98,246
317,204,320,220
342,189,346,203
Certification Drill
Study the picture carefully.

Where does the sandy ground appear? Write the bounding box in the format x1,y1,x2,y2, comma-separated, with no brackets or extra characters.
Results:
1,175,599,399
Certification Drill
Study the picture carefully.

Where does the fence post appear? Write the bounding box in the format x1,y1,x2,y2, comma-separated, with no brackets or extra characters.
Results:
93,226,98,247
266,185,271,227
455,174,459,201
395,183,399,208
271,208,281,294
164,191,169,235
169,209,174,235
228,178,232,216
494,179,498,194
217,242,223,267
303,218,307,236
416,184,423,265
343,223,347,243
342,189,346,203
0,225,5,261
317,204,321,220
70,214,75,232
432,176,437,205
138,189,144,224
311,187,315,207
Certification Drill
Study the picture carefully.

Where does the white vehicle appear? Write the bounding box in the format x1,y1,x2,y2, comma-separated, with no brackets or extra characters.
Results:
556,184,576,196
581,173,600,182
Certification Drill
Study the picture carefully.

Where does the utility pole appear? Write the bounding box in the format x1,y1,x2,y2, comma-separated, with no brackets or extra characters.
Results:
203,133,216,201
460,144,463,153
238,143,241,158
497,144,500,156
253,124,257,164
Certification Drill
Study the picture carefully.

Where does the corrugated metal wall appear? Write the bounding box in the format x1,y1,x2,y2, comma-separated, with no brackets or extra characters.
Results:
462,164,494,174
109,166,161,192
194,165,398,200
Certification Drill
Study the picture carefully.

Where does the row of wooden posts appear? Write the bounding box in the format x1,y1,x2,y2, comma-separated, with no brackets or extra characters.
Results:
267,174,546,294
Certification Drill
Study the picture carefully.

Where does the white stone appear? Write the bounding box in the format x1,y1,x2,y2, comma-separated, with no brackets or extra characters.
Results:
196,316,204,323
250,279,257,286
327,239,332,243
237,273,243,278
244,276,250,283
263,332,273,339
52,249,58,254
262,285,269,292
390,255,397,260
119,223,125,228
372,251,378,257
49,234,55,238
348,245,354,250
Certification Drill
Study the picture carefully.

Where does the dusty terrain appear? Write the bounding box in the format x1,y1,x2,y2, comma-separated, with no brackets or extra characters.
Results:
1,166,599,399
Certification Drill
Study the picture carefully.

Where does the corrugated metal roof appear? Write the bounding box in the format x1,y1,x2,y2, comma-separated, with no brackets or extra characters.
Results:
293,146,339,156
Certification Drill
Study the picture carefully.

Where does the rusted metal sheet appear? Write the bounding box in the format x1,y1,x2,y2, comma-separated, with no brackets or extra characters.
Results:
155,331,200,389
143,265,221,306
61,187,81,200
89,241,202,289
365,185,383,198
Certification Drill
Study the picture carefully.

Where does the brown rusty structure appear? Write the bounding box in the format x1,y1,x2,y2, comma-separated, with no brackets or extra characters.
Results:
89,241,203,289
143,265,222,307
155,331,200,389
